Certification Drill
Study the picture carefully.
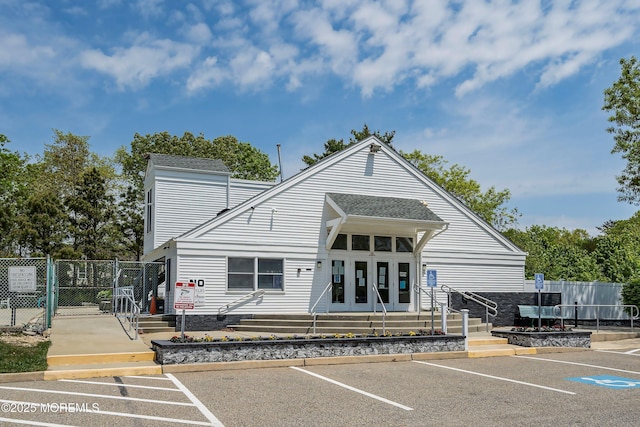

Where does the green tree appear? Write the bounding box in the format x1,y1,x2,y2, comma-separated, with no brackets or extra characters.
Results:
0,134,31,256
593,212,640,283
66,167,117,259
302,124,395,166
503,226,601,281
117,185,144,260
16,192,67,257
402,150,519,230
603,56,640,204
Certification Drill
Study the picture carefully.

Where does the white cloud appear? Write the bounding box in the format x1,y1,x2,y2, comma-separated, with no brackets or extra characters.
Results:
80,37,198,89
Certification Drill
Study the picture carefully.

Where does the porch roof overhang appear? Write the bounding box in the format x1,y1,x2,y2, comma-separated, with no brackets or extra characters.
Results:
325,193,449,254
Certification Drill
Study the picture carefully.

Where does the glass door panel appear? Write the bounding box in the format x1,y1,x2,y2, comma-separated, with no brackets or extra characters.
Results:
376,261,389,304
331,260,345,303
398,262,411,303
354,261,368,304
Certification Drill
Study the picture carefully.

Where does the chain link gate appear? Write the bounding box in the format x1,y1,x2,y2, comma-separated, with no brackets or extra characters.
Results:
0,257,50,332
53,260,116,316
114,261,164,314
52,259,164,316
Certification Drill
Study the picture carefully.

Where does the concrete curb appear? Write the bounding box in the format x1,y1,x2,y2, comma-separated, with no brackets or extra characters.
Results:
47,351,155,367
0,371,45,384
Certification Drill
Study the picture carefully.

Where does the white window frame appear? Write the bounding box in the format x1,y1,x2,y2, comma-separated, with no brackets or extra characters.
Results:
146,187,153,233
227,257,285,292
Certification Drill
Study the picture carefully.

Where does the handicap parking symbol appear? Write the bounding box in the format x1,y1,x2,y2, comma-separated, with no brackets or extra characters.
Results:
567,375,640,389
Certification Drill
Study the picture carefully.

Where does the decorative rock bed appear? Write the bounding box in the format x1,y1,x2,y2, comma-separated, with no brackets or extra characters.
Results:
151,335,466,365
491,329,591,348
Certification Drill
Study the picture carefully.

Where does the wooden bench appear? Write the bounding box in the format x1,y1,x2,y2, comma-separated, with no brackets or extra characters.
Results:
516,305,558,326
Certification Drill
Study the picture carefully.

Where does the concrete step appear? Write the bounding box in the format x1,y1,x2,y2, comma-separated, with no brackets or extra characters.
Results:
252,312,462,321
45,361,162,380
139,326,176,333
232,319,481,329
47,350,156,367
227,324,491,335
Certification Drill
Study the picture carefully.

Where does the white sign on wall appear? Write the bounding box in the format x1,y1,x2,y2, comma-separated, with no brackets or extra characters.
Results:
9,266,37,292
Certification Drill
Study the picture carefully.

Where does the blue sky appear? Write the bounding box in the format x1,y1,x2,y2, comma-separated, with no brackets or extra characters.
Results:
2,0,640,235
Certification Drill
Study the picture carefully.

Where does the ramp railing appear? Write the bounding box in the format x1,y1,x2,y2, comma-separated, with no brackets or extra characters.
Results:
114,286,140,340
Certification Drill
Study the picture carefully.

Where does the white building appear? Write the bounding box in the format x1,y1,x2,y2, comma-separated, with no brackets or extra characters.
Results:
143,137,526,326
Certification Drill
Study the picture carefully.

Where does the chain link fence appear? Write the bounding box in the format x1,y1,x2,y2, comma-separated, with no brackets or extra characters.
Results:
0,257,50,332
53,260,164,316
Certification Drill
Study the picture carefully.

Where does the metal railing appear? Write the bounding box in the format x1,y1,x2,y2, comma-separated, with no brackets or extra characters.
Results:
217,289,266,317
553,304,639,332
440,284,497,332
311,282,333,334
114,286,140,340
414,283,453,334
371,283,387,335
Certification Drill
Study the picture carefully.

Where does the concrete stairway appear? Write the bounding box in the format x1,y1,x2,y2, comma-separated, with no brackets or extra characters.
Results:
138,314,176,333
466,335,537,358
228,312,490,335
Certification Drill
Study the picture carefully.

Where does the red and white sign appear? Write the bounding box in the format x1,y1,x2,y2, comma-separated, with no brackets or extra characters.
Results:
174,281,195,310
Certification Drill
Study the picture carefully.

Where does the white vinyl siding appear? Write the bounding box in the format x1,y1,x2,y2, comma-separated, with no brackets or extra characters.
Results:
156,140,526,315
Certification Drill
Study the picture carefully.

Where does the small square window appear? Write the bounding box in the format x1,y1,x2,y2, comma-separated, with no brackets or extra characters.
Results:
396,237,413,252
331,234,348,250
352,235,370,251
375,236,392,252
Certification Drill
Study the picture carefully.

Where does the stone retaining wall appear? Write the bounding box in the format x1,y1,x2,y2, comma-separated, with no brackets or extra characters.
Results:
491,330,591,348
152,335,466,365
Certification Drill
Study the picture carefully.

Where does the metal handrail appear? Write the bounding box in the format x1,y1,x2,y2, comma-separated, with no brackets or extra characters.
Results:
371,283,387,335
114,286,140,340
553,304,639,332
311,281,333,334
414,283,453,333
440,284,497,332
217,289,266,316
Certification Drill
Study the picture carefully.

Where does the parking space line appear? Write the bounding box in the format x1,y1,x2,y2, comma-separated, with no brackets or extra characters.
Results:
126,375,172,380
59,379,181,391
518,355,640,375
1,398,213,426
624,349,640,354
412,361,576,395
0,416,78,427
0,385,196,406
289,366,413,410
166,373,225,427
596,349,640,356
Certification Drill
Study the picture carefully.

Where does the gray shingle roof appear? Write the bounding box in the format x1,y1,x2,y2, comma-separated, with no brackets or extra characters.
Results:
327,193,444,222
148,153,229,173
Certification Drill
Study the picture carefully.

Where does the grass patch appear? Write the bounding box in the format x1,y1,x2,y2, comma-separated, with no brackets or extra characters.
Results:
0,340,51,373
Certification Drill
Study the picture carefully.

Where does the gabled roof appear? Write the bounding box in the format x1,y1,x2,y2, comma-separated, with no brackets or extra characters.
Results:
326,193,443,222
178,136,525,255
147,153,230,174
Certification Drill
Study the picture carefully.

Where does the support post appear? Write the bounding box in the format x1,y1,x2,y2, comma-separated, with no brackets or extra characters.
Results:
461,309,469,351
574,301,578,327
441,302,448,334
180,309,186,340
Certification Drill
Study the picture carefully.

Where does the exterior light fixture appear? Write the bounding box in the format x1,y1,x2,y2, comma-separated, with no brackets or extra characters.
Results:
316,261,322,269
369,143,381,154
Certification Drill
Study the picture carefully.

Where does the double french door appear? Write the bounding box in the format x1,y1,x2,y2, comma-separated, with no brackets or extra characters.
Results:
330,258,413,311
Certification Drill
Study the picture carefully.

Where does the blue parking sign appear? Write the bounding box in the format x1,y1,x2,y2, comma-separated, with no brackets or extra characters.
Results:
427,270,437,287
534,273,544,290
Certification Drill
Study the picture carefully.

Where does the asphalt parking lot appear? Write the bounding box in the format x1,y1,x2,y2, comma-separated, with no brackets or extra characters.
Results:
1,348,639,426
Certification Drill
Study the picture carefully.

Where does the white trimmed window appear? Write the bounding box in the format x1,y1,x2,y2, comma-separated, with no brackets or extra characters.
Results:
146,188,153,233
228,257,283,291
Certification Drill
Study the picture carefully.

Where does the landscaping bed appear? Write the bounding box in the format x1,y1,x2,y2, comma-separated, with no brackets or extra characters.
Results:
491,327,591,348
152,334,466,364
